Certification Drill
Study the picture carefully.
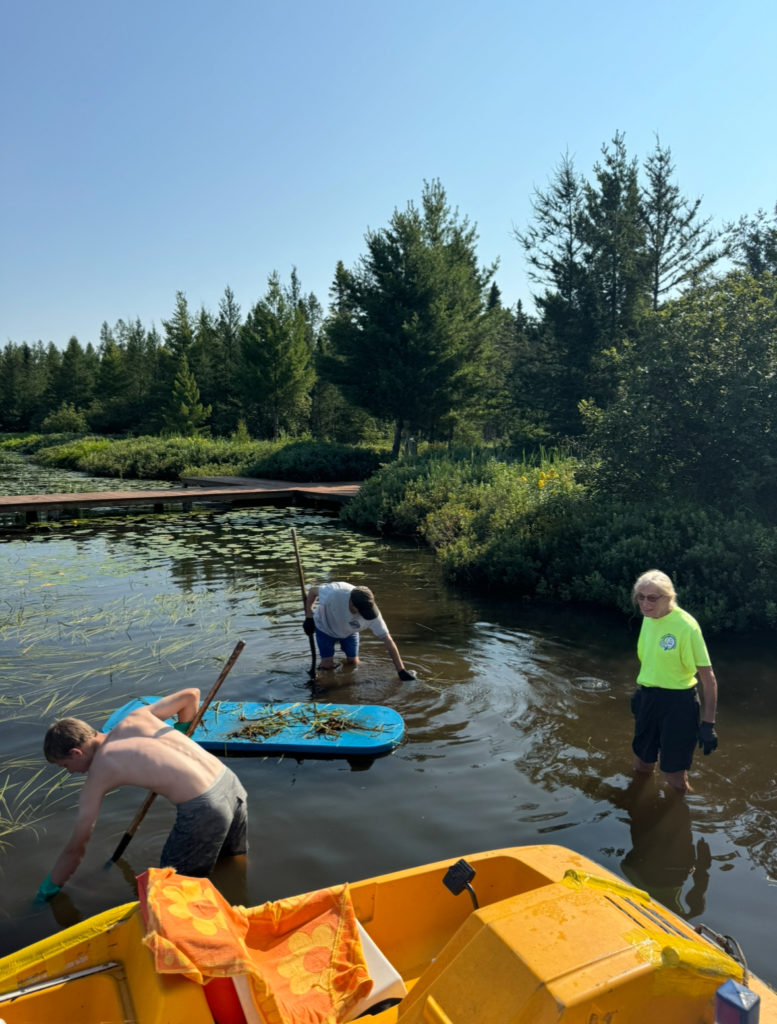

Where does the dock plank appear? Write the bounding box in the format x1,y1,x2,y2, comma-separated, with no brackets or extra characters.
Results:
0,478,360,522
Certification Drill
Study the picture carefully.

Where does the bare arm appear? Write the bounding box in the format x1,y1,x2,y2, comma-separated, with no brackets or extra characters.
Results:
49,782,105,886
149,688,201,724
697,665,717,723
305,586,319,617
382,633,405,673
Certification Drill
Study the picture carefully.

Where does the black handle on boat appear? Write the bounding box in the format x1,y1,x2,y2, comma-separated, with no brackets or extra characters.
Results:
291,528,317,678
442,858,479,909
107,639,246,864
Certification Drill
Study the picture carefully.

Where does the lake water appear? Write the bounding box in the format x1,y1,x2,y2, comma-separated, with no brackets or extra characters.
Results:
1,453,776,987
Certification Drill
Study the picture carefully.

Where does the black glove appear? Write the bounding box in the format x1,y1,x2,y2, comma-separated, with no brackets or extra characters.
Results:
303,617,316,636
698,721,718,755
398,668,415,681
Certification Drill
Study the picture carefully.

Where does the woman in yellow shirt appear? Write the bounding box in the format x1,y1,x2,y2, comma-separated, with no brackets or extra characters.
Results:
630,570,718,793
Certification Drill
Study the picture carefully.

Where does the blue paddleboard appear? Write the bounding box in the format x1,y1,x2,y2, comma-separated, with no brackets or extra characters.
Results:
102,697,405,757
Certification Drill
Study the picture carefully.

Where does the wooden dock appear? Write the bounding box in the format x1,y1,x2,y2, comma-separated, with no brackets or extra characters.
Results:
0,477,361,525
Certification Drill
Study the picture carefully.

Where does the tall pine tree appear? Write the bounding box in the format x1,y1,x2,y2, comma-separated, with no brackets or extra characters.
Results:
323,180,496,456
239,272,315,439
162,353,212,436
641,137,720,309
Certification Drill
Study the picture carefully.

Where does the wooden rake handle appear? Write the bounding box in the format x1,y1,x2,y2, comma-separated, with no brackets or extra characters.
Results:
291,528,317,677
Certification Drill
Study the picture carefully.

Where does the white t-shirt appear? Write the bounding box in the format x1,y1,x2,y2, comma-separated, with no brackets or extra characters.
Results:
313,581,389,639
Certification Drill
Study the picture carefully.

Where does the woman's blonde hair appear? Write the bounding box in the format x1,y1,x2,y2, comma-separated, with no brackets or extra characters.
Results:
632,569,677,609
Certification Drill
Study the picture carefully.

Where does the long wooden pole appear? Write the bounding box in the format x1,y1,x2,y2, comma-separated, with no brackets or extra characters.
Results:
108,639,245,864
291,528,316,677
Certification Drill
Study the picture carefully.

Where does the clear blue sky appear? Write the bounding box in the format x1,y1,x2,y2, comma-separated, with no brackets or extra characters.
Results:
2,0,775,349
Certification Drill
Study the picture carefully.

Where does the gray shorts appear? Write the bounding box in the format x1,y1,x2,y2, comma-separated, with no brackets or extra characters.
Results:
160,765,247,877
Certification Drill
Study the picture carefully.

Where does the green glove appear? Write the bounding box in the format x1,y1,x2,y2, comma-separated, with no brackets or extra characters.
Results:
173,721,193,733
35,874,62,903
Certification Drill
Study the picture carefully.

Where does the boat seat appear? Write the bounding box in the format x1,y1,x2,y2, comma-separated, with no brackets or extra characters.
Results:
345,922,408,1020
223,921,407,1024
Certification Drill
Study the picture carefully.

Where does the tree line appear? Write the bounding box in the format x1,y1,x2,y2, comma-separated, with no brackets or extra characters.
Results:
2,133,776,500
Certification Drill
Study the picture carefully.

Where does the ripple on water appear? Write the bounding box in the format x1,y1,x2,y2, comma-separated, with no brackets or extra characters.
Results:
572,675,612,692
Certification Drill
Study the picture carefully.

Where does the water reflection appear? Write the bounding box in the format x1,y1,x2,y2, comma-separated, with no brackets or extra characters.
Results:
48,888,84,930
601,774,711,918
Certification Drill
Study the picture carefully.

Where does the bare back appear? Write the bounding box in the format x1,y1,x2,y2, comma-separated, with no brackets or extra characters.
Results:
88,706,224,806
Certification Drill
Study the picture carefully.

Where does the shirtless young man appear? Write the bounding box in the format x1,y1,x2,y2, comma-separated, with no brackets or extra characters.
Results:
36,688,247,902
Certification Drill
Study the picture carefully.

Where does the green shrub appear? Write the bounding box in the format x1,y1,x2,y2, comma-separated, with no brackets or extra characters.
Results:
2,432,84,453
21,434,387,483
342,450,777,634
245,440,388,482
32,436,113,470
40,403,89,434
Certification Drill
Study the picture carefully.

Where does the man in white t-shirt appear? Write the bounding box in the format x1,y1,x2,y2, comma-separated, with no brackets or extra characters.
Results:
303,581,415,680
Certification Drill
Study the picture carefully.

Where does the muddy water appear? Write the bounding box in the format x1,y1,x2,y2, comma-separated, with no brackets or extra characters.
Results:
0,480,776,985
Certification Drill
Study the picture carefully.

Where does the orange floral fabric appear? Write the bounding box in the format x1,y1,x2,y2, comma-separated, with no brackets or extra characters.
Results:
137,868,372,1024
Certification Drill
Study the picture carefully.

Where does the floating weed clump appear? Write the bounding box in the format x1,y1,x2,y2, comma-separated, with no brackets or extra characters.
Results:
229,704,381,742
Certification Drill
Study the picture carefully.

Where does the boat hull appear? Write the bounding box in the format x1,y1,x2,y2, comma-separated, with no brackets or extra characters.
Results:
1,846,774,1023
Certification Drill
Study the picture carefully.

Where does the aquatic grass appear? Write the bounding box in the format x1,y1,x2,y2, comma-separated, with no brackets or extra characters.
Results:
0,758,82,853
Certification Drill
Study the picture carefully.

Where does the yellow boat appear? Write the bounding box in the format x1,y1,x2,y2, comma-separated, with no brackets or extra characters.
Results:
0,844,774,1023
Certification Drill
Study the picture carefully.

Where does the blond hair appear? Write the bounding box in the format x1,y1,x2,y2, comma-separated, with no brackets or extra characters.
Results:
632,569,677,610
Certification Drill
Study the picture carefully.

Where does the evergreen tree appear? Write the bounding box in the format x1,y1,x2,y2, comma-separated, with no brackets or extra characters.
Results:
641,138,720,309
580,271,777,514
54,336,98,412
478,300,522,443
0,343,52,430
211,286,243,435
162,353,212,436
118,318,163,433
239,271,315,439
88,325,133,432
515,152,589,304
515,132,721,435
513,153,600,433
162,291,195,360
584,131,648,349
190,306,219,426
323,180,496,456
311,263,374,441
725,203,777,276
